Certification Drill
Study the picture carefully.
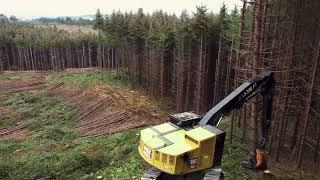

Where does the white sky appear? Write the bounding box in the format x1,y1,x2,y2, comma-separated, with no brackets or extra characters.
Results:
0,0,242,19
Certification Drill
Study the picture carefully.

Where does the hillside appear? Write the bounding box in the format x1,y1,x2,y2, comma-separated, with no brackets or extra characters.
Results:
1,70,318,179
0,0,320,179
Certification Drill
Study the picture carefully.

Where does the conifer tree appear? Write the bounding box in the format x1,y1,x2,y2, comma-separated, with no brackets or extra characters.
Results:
94,9,104,37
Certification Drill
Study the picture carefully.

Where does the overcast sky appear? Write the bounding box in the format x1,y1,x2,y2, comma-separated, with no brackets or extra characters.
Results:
0,0,242,19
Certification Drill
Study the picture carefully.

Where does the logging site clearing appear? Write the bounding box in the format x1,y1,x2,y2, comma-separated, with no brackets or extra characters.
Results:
0,70,317,179
1,0,320,179
0,70,166,179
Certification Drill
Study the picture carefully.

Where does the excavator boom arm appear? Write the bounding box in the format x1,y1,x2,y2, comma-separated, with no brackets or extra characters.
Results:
199,71,275,148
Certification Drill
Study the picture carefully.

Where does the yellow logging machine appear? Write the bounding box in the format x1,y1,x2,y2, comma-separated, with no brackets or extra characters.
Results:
139,71,275,180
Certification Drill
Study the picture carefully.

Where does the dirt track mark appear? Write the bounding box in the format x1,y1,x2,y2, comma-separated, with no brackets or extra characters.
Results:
0,77,47,140
0,71,165,140
47,82,65,91
0,107,14,116
44,84,120,135
0,77,46,95
44,82,158,137
77,96,113,122
76,111,144,137
0,72,165,139
0,126,31,140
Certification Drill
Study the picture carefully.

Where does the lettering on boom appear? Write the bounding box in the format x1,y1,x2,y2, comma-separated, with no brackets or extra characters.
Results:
241,83,258,99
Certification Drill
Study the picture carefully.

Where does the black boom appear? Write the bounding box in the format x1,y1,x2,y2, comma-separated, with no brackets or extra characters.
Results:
199,71,275,148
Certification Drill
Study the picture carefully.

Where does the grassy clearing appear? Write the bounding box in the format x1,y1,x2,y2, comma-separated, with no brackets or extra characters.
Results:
46,24,97,34
0,130,144,180
0,90,144,180
0,83,247,179
48,71,131,89
0,73,32,79
0,72,146,179
0,92,77,130
0,72,257,179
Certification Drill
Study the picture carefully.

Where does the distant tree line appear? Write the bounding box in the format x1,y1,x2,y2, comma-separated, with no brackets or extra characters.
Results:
0,22,101,71
1,0,320,171
34,17,94,25
0,5,240,115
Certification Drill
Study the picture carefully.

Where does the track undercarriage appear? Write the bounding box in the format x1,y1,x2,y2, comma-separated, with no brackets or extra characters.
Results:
141,168,224,180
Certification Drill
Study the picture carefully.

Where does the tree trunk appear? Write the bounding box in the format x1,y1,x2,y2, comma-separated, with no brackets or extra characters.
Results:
297,40,320,168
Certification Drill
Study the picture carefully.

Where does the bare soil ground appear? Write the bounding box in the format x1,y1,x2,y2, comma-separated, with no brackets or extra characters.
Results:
0,76,46,95
0,74,47,140
0,126,31,140
65,67,99,72
48,24,97,34
0,71,166,140
0,106,31,140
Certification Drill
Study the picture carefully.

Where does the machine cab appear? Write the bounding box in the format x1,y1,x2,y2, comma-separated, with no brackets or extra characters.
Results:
138,112,225,175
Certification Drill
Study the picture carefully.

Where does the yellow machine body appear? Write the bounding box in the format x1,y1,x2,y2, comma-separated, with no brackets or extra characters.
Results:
138,122,220,175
